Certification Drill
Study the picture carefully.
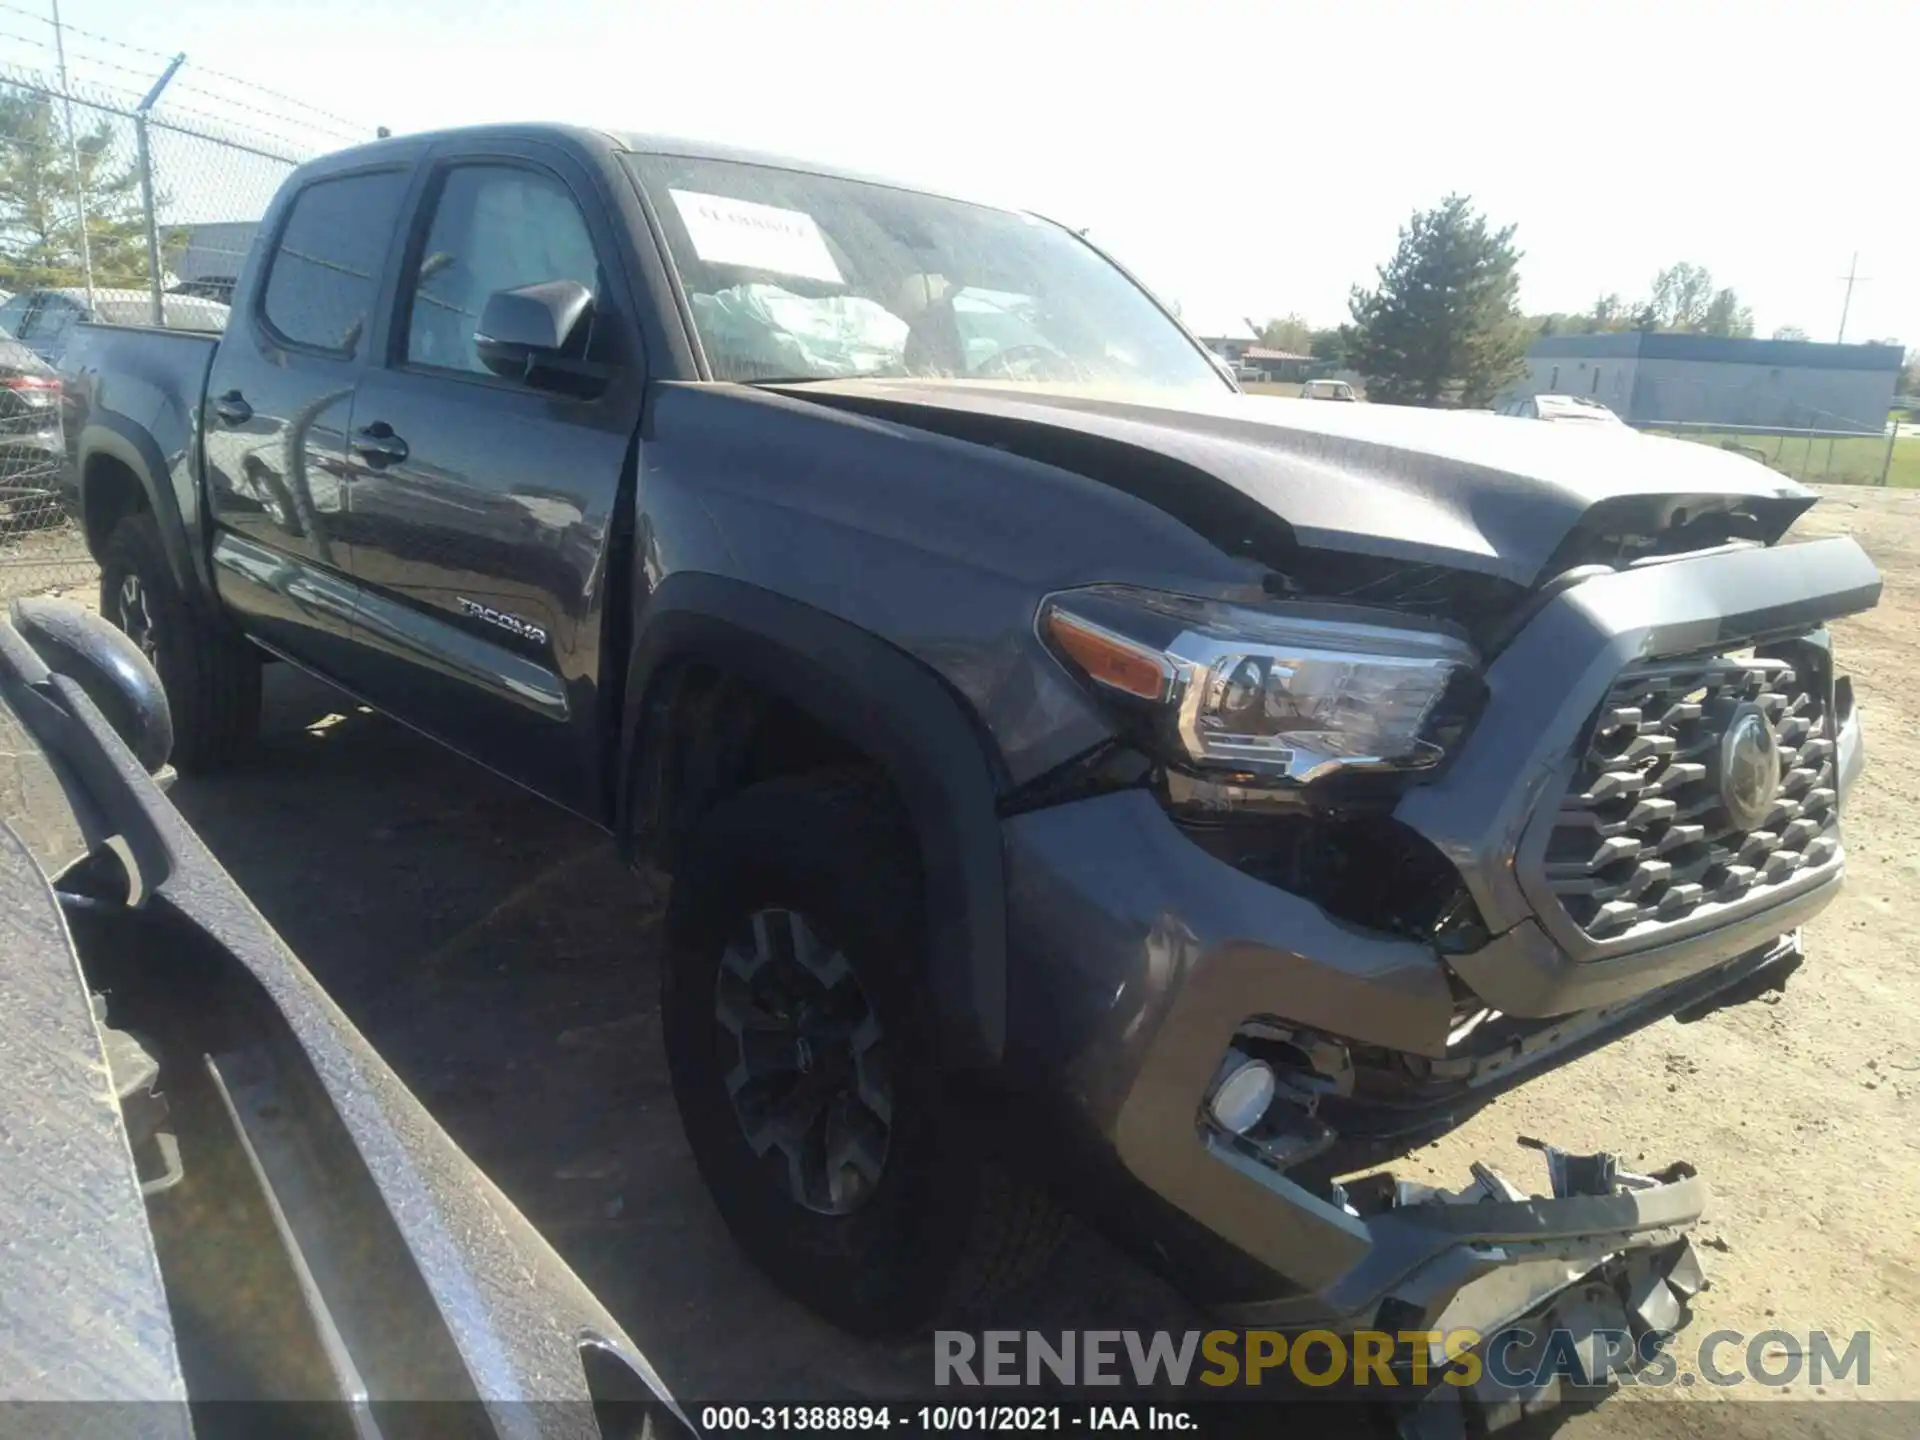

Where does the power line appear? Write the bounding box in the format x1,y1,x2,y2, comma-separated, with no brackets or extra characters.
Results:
2,27,359,143
163,78,364,143
153,56,364,136
141,95,327,158
0,56,336,160
0,45,362,152
0,0,368,132
0,25,171,89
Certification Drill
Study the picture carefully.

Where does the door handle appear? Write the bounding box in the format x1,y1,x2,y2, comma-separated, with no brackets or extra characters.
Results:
352,423,409,468
212,390,252,426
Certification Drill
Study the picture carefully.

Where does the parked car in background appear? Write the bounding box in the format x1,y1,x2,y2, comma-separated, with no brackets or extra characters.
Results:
1501,393,1624,424
0,333,65,533
1300,377,1358,401
0,287,228,372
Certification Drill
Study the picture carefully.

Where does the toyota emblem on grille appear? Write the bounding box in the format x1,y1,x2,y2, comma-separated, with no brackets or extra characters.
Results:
1720,704,1782,830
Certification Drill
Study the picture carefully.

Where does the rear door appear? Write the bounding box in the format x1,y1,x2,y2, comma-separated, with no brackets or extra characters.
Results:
202,164,412,672
340,140,647,812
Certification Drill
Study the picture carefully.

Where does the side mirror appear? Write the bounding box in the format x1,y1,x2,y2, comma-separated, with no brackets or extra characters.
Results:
474,280,595,382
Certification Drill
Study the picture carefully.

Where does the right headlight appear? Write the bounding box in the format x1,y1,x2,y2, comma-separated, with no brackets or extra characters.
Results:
1040,585,1479,785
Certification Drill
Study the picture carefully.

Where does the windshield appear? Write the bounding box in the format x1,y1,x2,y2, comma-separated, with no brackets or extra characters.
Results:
625,153,1224,392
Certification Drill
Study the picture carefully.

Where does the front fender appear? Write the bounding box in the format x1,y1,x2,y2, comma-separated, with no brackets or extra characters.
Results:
618,571,1010,1071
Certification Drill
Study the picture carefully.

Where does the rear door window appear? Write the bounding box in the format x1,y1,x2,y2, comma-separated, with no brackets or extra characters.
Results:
261,170,410,356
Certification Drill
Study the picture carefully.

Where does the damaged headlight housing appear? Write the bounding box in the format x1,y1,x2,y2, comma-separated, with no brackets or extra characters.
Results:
1040,585,1479,784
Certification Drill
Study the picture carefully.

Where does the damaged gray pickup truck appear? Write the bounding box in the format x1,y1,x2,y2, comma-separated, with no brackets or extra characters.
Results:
58,125,1879,1413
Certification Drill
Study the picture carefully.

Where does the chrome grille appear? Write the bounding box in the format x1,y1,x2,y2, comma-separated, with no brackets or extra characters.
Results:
1545,647,1838,941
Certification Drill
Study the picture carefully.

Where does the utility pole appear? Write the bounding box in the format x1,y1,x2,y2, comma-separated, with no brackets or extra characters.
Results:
1836,252,1870,344
50,0,97,311
135,53,185,326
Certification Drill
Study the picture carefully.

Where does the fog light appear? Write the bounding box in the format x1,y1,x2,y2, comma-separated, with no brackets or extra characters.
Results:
1209,1057,1275,1135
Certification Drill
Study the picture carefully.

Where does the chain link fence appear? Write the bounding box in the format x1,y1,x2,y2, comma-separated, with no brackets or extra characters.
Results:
0,34,365,602
1638,418,1905,488
1628,370,1910,488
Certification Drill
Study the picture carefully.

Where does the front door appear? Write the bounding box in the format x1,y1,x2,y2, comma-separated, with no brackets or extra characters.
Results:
342,147,645,813
202,166,412,674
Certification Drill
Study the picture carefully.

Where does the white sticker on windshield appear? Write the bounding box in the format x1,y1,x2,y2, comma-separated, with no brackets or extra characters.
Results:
668,189,843,285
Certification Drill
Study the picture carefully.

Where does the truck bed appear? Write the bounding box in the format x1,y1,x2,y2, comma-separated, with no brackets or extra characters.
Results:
58,321,223,565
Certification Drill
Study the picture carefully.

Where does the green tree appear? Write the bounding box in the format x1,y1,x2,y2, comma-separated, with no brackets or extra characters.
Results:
1252,313,1313,354
1525,311,1595,337
1345,194,1526,407
1587,293,1629,331
1307,326,1346,364
0,85,153,292
1772,324,1810,341
1701,287,1755,338
1648,262,1715,330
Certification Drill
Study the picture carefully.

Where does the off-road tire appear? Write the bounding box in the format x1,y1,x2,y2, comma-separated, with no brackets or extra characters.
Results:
98,512,260,773
663,766,1063,1336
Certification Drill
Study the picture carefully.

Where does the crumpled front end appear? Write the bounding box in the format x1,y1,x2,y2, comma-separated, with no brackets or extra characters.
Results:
1001,531,1877,1404
1397,534,1877,1022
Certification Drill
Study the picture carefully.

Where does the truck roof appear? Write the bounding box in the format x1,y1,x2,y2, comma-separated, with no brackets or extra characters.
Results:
308,122,1015,214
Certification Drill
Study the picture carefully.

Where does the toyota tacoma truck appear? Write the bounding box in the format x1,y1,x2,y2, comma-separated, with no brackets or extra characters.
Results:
58,124,1878,1382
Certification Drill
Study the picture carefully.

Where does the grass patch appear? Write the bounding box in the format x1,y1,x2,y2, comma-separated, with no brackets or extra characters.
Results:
1646,428,1918,488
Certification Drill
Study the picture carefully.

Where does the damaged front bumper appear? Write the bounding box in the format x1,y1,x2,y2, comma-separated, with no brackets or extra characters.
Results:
1001,536,1876,1362
1209,1137,1709,1338
1002,783,1760,1325
1360,1142,1713,1439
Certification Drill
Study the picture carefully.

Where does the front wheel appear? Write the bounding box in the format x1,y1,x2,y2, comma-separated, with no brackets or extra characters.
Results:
662,767,1061,1336
98,512,260,773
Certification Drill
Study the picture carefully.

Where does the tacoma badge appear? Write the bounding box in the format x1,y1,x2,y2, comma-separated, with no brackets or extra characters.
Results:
456,598,549,646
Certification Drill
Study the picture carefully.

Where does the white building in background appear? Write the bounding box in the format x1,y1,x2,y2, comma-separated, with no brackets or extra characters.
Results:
1512,333,1904,434
167,221,260,299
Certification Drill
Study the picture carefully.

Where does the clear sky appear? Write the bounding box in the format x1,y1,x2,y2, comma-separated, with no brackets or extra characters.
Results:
10,0,1914,346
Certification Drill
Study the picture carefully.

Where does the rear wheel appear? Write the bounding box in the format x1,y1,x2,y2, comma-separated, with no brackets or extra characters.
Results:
99,512,260,773
662,767,1061,1335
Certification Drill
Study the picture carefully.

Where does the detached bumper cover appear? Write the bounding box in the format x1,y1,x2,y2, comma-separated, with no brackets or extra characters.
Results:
1205,1143,1707,1333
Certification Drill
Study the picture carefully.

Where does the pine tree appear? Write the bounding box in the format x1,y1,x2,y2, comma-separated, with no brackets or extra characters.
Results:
1346,195,1526,407
1701,287,1755,338
0,85,153,292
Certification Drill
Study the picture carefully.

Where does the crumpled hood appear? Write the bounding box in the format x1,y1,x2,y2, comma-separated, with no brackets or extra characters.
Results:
767,379,1818,586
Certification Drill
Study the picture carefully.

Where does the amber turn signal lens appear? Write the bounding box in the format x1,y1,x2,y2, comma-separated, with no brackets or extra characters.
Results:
1044,609,1170,701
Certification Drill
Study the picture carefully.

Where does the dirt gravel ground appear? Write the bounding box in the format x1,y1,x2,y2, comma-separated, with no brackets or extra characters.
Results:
19,485,1920,1435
